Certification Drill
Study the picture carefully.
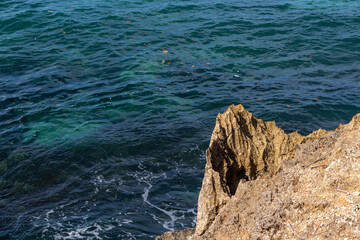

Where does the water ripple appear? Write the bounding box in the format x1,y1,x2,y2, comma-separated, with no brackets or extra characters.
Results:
1,0,360,239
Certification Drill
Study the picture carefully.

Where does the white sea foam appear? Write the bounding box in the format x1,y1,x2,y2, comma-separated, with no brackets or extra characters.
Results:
32,167,194,239
91,174,123,195
32,199,116,240
45,209,54,220
59,199,79,209
138,171,187,230
52,222,116,240
122,219,133,224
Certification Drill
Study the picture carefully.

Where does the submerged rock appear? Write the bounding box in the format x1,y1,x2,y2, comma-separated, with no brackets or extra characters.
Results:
157,104,360,239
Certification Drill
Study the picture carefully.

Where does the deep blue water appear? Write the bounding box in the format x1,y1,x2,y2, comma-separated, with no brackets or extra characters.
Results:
1,0,360,239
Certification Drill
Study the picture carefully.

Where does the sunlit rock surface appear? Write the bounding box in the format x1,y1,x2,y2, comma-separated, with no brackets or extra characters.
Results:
157,104,360,239
196,104,306,235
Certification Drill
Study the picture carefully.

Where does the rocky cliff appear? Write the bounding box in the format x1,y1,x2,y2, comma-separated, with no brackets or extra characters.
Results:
157,104,360,239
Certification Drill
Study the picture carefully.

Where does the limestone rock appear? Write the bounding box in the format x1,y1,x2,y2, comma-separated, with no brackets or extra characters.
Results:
156,106,360,240
155,228,195,240
190,112,360,239
196,104,304,235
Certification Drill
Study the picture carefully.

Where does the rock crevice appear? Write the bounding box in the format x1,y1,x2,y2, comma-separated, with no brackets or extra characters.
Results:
196,104,305,235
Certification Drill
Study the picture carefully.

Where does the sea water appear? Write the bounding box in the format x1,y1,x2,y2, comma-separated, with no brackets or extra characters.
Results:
0,0,359,239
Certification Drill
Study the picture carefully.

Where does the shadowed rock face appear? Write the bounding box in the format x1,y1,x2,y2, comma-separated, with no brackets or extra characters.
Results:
195,104,305,235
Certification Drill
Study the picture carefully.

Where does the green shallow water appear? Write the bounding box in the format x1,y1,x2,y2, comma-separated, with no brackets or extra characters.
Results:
1,0,360,239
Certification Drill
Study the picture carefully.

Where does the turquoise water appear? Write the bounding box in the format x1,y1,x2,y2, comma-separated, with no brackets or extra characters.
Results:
1,0,360,239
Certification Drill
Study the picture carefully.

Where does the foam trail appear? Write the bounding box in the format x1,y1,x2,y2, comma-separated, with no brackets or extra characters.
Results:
139,172,183,230
142,182,181,230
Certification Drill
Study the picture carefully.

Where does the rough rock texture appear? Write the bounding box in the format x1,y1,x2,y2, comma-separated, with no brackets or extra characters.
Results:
155,228,195,240
157,104,360,239
195,104,308,235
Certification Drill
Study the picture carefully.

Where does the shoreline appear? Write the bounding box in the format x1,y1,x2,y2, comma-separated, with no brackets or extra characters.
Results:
157,104,360,239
